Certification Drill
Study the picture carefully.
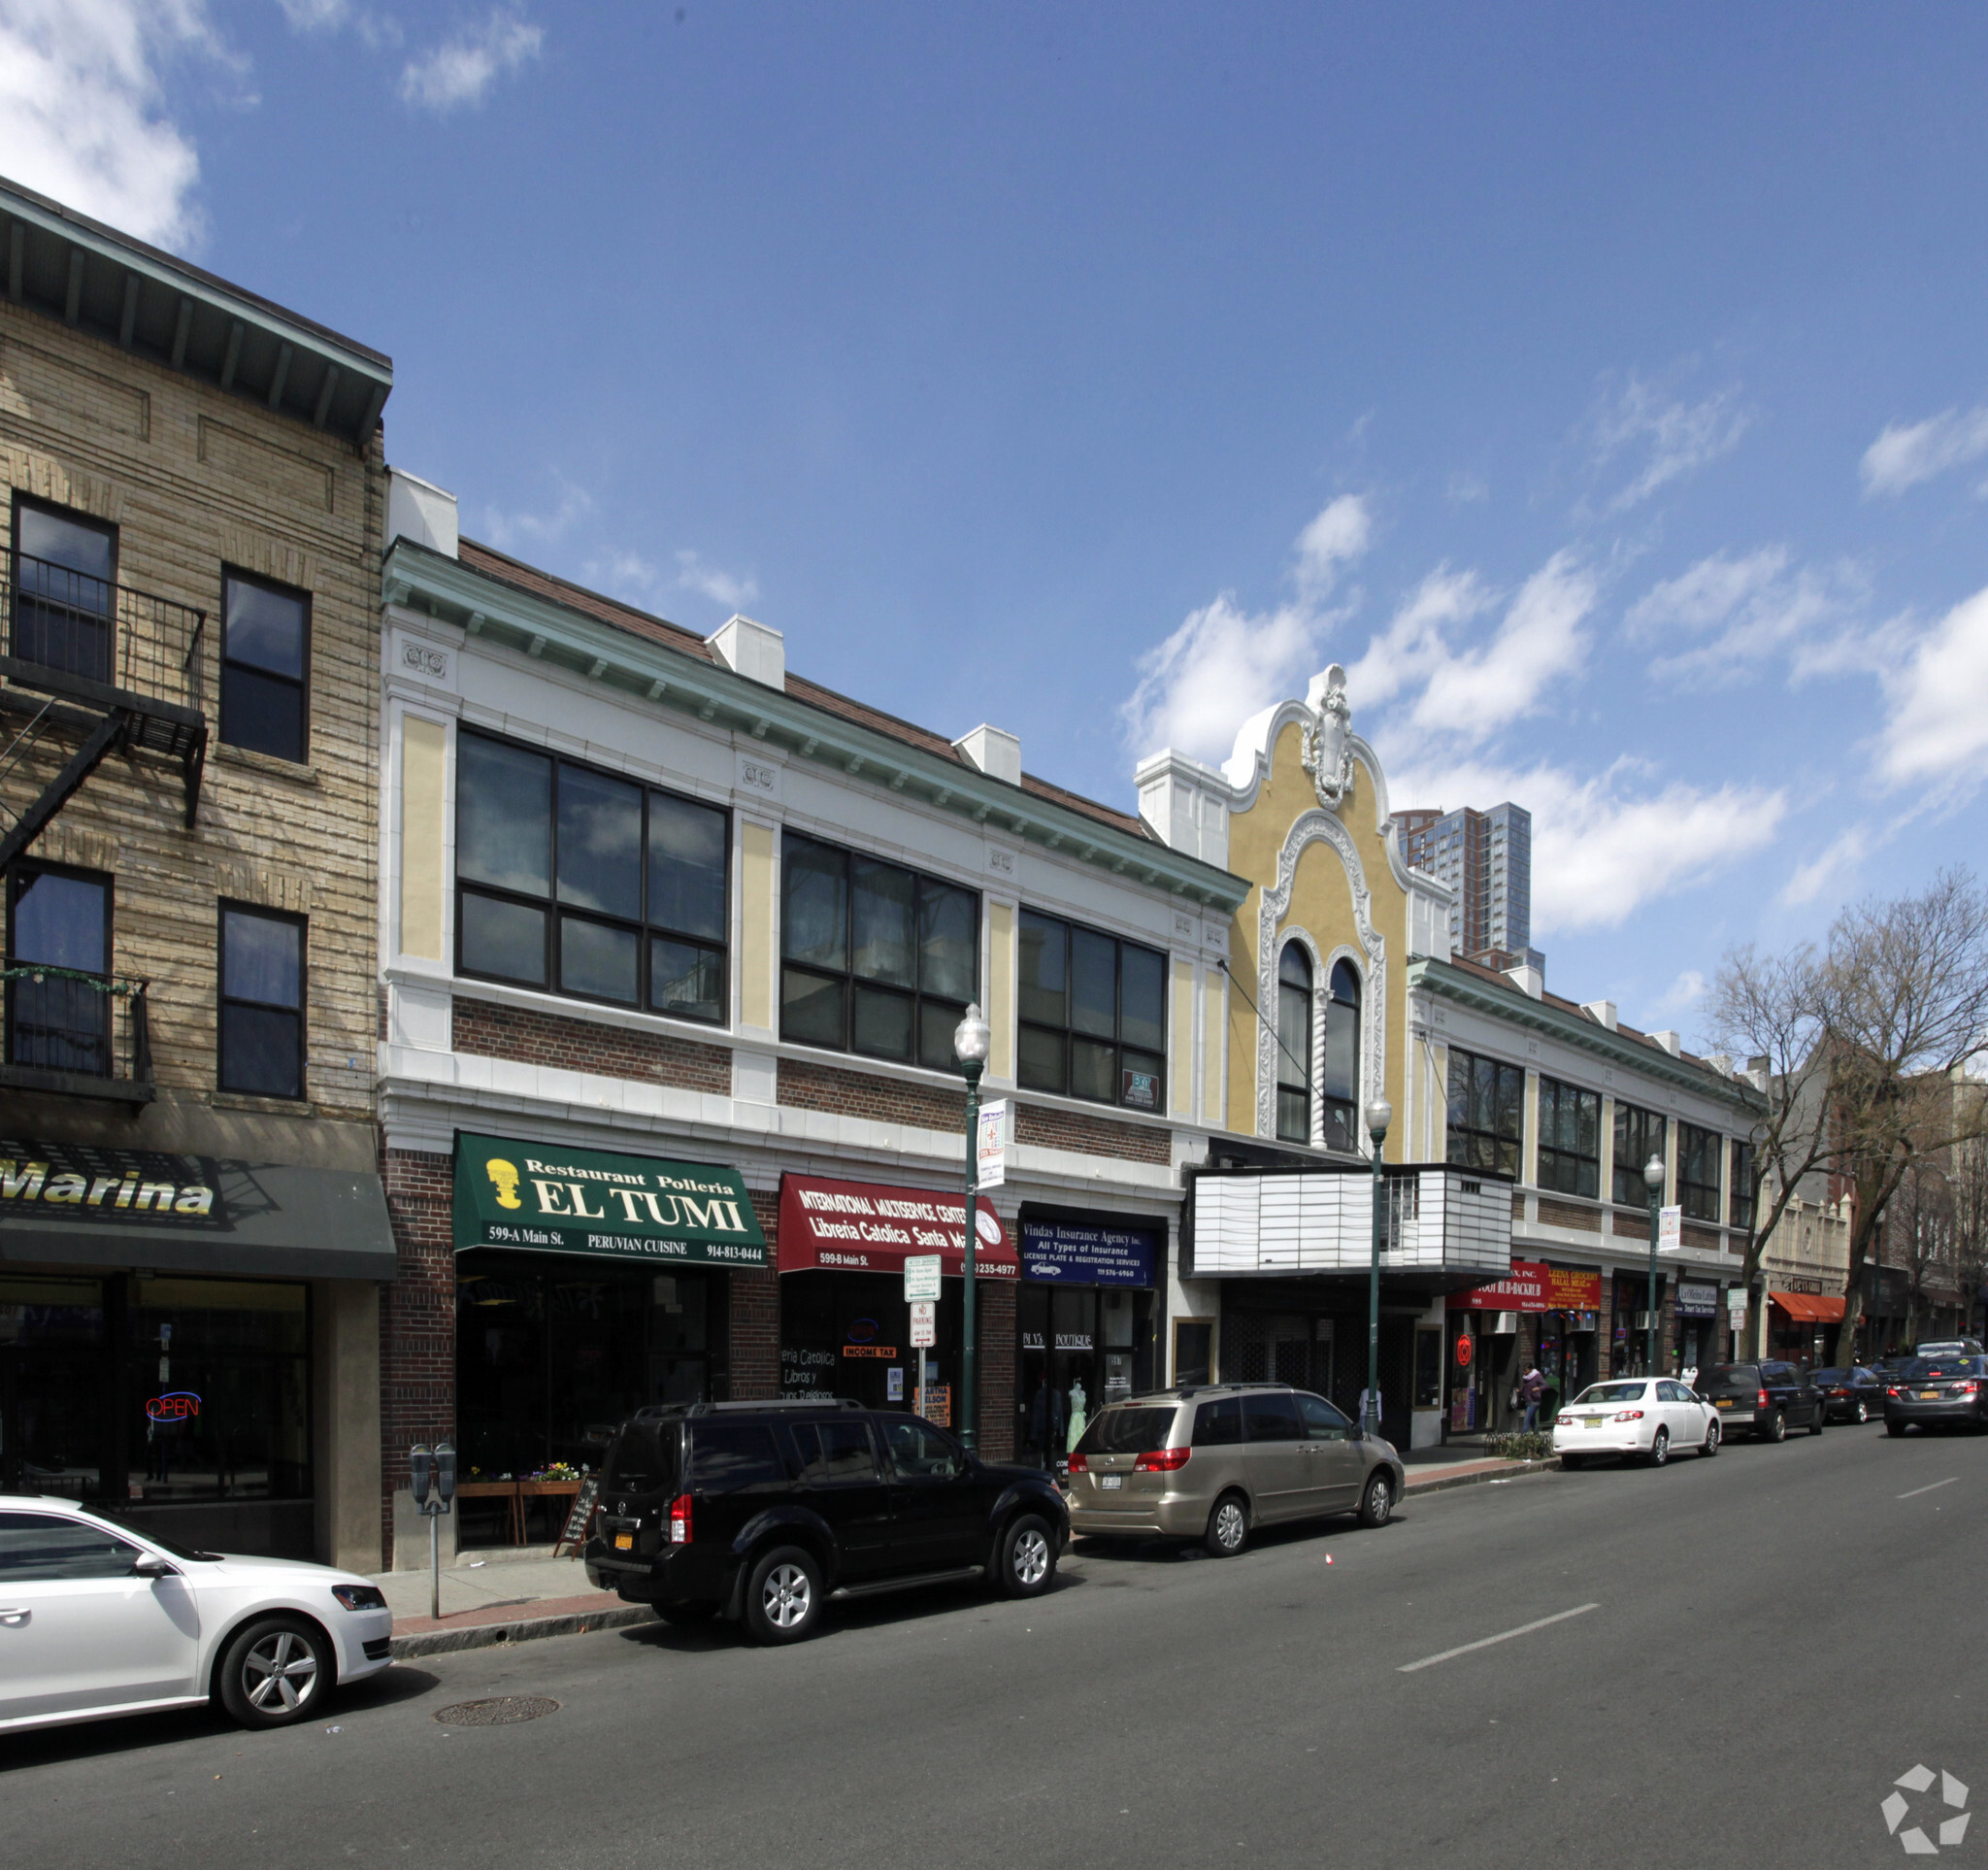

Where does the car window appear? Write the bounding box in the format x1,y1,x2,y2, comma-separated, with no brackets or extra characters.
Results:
0,1511,143,1581
1574,1383,1648,1406
603,1421,681,1496
688,1422,784,1492
1242,1392,1303,1443
1192,1397,1243,1447
1698,1366,1757,1393
1653,1381,1680,1402
1297,1393,1353,1440
1075,1406,1180,1456
1810,1369,1844,1386
793,1420,878,1484
882,1418,963,1480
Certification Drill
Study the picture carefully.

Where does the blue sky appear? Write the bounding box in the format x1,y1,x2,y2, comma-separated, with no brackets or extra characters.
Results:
7,4,1988,1039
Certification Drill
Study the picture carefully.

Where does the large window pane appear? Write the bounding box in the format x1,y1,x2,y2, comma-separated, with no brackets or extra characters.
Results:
1071,928,1116,1037
219,664,305,765
918,884,977,1002
556,764,642,918
648,793,727,941
221,910,301,1008
650,938,722,1022
782,838,847,971
458,736,552,897
1119,945,1165,1052
559,915,639,1003
460,891,546,985
918,1001,963,1073
852,984,913,1060
1071,1037,1116,1102
13,870,106,972
223,576,306,679
1322,994,1359,1105
851,858,916,986
1018,912,1066,1026
781,968,845,1048
1120,1051,1164,1112
220,1003,301,1098
1018,1025,1065,1094
14,506,113,684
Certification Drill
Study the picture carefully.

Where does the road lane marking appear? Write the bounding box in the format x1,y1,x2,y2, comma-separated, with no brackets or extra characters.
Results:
1398,1603,1600,1674
1898,1477,1960,1501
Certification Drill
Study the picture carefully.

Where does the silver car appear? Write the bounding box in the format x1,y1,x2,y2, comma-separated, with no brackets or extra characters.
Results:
1065,1384,1406,1557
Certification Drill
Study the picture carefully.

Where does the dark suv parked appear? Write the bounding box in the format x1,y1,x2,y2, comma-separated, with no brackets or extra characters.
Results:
1696,1362,1825,1442
583,1400,1070,1644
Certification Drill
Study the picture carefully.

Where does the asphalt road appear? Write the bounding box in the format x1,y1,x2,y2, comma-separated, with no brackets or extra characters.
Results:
8,1422,1984,1869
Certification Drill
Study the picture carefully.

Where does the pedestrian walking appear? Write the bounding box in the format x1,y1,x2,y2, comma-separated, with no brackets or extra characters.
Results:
1520,1364,1546,1430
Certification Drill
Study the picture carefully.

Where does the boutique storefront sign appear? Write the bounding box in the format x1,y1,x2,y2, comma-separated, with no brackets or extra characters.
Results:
1020,1219,1158,1287
452,1132,767,1268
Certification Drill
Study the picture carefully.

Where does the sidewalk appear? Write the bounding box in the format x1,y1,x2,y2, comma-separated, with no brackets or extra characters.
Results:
371,1550,655,1659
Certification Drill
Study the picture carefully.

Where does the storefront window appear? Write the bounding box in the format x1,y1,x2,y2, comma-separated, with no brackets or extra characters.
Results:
0,1273,106,1501
1538,1076,1601,1198
779,1269,981,1425
1612,1103,1667,1206
1446,1048,1522,1177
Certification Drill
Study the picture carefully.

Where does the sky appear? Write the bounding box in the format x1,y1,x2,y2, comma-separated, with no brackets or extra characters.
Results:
4,3,1987,1043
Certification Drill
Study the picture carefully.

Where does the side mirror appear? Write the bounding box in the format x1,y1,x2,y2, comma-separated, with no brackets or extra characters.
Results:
132,1553,176,1579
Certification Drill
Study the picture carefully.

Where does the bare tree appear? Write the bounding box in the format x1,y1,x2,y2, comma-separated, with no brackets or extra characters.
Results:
1704,943,1832,1356
1824,872,1988,1359
1887,1158,1957,1349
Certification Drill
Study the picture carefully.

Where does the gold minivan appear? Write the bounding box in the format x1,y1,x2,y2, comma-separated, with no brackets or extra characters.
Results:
1066,1384,1406,1556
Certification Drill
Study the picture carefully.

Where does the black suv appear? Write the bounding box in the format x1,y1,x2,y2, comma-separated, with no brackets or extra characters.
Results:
583,1400,1070,1645
1696,1362,1825,1442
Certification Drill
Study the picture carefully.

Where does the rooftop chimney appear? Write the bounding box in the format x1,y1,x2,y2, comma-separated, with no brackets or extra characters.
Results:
953,724,1022,785
1582,999,1618,1031
1651,1030,1683,1058
387,468,458,558
708,614,785,691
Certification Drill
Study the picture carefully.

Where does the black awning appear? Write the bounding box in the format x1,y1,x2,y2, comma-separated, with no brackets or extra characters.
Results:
0,1143,396,1281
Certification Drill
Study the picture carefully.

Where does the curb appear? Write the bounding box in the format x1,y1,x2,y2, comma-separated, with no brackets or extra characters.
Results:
391,1604,658,1659
1404,1456,1560,1495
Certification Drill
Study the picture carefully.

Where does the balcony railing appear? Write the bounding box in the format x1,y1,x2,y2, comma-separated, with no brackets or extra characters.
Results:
2,548,207,718
0,964,152,1103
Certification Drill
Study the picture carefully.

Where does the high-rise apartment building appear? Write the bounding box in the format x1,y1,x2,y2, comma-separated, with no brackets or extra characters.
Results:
1397,801,1536,966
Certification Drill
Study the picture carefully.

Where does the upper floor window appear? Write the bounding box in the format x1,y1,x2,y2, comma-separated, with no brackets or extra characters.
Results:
221,572,309,764
1276,944,1310,1145
1678,1121,1722,1223
1017,909,1166,1112
1612,1102,1667,1206
1538,1076,1601,1199
1320,960,1361,1153
1730,1140,1756,1233
1445,1048,1522,1177
781,832,977,1071
6,864,111,1076
455,731,729,1023
12,499,114,685
219,904,305,1099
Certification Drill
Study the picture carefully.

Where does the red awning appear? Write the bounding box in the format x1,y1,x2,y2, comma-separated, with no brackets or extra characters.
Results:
1770,1291,1845,1322
777,1173,1018,1278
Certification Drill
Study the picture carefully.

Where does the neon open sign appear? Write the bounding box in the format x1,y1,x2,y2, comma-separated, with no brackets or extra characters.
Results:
145,1391,201,1422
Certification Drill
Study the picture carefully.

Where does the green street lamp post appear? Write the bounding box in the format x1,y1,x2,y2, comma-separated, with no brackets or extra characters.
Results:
1365,1097,1393,1440
952,1003,992,1453
1643,1153,1666,1377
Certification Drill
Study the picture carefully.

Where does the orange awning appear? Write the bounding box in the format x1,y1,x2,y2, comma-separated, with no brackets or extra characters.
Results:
1770,1291,1845,1322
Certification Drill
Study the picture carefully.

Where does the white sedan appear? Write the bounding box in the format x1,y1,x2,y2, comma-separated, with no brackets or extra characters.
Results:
1552,1379,1721,1468
0,1494,394,1735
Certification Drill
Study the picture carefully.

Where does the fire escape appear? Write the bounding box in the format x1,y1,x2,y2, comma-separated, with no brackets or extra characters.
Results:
0,550,208,1102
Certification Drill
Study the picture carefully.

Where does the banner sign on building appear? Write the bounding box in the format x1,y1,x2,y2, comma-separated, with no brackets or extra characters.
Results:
777,1174,1017,1278
452,1132,767,1267
1449,1260,1550,1313
1020,1219,1159,1287
1546,1266,1603,1311
1659,1205,1683,1252
977,1100,1009,1188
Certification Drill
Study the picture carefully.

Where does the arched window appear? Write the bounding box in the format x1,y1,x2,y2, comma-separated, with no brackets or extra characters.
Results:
1321,959,1361,1152
1276,944,1312,1144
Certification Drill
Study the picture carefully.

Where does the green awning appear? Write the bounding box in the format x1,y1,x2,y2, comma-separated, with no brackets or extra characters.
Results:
452,1132,766,1269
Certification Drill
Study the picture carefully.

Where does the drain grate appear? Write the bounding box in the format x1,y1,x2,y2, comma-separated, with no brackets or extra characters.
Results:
433,1696,560,1726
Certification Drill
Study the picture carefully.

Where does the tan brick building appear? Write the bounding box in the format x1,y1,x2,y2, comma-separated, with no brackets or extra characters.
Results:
0,180,395,1567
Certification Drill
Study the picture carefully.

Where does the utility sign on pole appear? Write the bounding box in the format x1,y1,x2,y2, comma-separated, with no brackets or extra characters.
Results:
910,1299,936,1348
977,1099,1009,1188
904,1254,942,1303
1658,1205,1683,1252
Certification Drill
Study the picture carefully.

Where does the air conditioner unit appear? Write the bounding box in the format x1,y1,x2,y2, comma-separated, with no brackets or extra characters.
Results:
1493,1311,1519,1334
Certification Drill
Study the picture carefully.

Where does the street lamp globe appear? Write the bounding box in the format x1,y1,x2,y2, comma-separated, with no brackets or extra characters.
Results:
1643,1154,1665,1192
1365,1097,1393,1139
952,1003,991,1066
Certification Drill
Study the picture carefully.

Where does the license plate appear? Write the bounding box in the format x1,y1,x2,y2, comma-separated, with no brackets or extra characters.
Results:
613,1532,633,1550
1100,1474,1123,1490
1921,1390,1941,1400
1581,1418,1603,1429
1715,1399,1733,1408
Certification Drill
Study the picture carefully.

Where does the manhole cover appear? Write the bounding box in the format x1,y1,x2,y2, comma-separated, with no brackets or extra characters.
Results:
433,1696,560,1726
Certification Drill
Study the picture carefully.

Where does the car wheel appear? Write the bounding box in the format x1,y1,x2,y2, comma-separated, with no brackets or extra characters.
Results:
995,1513,1057,1598
1204,1491,1249,1558
215,1616,332,1729
1356,1472,1393,1528
1855,1400,1869,1424
656,1601,720,1625
743,1546,822,1646
1809,1404,1824,1436
1762,1410,1787,1444
1701,1419,1720,1458
1887,1420,1906,1438
1648,1427,1670,1467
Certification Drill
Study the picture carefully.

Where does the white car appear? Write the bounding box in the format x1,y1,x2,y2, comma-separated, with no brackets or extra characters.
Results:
0,1494,394,1735
1552,1379,1721,1469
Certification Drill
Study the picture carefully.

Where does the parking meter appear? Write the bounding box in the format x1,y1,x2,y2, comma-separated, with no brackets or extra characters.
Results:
410,1444,432,1508
435,1443,456,1507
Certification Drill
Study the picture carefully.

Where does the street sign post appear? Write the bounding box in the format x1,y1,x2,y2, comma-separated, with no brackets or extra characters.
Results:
904,1254,942,1302
910,1299,936,1347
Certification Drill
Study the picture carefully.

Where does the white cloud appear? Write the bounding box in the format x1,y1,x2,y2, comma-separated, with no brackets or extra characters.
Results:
1389,754,1788,935
1122,496,1372,759
1658,968,1707,1013
1584,371,1752,513
1446,470,1489,505
1344,565,1490,710
1781,823,1872,907
1860,405,1988,498
1405,551,1597,747
1877,583,1988,795
480,476,590,551
400,6,541,112
0,0,228,250
277,0,401,50
1624,546,1857,683
675,550,758,612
